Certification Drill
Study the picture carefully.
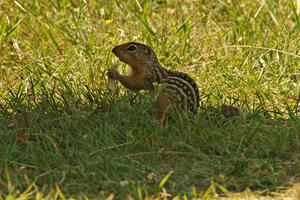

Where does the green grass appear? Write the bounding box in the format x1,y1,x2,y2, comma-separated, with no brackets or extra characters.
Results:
0,0,300,199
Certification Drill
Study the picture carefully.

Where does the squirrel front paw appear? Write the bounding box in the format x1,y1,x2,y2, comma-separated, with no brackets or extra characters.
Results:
106,67,120,80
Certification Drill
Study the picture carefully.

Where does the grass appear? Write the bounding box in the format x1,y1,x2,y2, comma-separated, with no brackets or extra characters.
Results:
0,0,300,199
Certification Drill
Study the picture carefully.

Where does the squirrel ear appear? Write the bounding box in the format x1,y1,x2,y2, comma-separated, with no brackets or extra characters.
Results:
145,46,152,55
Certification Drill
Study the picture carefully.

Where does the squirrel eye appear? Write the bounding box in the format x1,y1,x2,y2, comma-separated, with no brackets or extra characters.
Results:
127,45,137,52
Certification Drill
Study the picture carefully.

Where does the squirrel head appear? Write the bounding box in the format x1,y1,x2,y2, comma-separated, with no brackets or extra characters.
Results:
112,42,159,72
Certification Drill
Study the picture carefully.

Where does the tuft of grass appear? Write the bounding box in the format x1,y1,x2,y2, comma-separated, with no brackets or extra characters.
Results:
0,0,300,199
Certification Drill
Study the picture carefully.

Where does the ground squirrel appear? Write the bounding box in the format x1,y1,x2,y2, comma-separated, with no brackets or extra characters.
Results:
107,42,199,121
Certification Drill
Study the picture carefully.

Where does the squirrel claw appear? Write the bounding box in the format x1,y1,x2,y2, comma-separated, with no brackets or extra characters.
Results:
106,68,119,80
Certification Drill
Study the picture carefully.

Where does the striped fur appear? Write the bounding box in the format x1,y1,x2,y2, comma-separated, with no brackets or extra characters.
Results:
148,64,199,116
160,70,199,116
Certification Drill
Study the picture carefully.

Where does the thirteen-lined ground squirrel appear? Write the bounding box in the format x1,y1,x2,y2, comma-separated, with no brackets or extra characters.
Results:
107,42,199,121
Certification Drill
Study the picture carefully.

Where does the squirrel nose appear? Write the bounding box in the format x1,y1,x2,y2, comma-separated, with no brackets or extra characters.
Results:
112,47,118,54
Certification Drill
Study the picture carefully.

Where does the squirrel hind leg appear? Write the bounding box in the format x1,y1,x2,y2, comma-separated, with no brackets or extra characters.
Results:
155,92,172,123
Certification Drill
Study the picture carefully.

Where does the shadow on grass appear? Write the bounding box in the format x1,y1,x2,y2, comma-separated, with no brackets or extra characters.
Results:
0,87,300,198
